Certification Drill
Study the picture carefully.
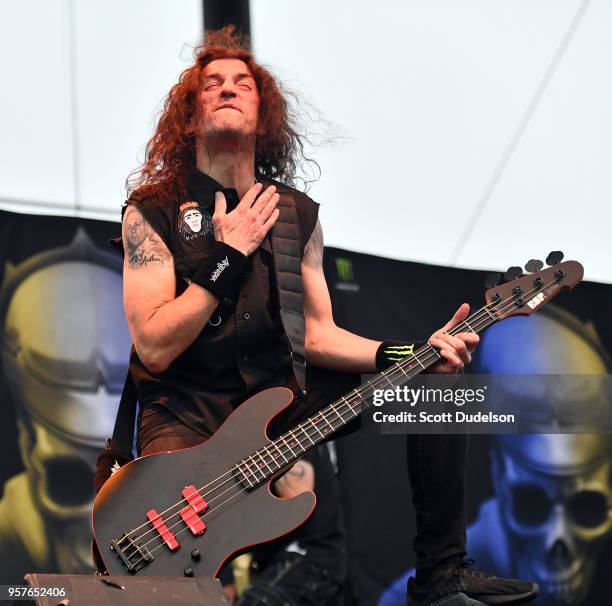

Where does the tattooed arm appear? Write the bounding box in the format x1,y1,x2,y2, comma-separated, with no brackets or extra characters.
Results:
122,207,219,373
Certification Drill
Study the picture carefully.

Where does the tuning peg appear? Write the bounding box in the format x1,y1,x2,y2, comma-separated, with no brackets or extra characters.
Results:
525,259,544,273
546,251,564,266
484,272,501,289
504,266,523,281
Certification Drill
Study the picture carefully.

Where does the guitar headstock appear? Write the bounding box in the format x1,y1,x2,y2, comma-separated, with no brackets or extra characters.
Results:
484,255,584,320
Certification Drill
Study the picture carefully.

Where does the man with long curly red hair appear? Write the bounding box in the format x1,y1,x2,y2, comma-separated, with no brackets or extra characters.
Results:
116,27,537,606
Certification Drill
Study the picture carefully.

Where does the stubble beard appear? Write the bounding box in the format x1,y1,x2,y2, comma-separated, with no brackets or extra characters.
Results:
201,124,257,156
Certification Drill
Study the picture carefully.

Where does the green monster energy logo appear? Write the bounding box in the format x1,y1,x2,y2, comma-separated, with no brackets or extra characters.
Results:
335,257,354,282
384,343,415,362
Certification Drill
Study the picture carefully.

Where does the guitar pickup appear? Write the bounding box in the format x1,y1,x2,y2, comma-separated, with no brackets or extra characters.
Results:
147,509,180,551
180,485,208,536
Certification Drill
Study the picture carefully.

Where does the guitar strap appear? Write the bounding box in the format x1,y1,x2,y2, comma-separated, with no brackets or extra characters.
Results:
97,188,308,489
269,190,307,394
95,370,137,493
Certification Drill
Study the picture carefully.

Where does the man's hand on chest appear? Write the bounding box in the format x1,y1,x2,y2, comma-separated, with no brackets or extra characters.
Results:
213,182,280,256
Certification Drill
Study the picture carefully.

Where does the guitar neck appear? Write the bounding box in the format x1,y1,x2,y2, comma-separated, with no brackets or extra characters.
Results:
241,304,500,480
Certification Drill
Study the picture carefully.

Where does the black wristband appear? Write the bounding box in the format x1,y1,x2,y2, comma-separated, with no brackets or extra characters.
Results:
191,241,248,304
376,340,423,372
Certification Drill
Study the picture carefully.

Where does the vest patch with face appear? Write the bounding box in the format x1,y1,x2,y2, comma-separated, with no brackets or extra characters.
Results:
178,201,213,242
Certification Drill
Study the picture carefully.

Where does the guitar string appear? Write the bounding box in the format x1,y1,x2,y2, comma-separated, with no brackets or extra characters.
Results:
124,271,559,563
122,271,556,558
126,301,503,563
127,312,544,567
123,272,551,563
128,283,552,565
118,300,496,546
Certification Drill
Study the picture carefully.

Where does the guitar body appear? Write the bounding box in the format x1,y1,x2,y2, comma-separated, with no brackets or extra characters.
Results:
92,387,316,577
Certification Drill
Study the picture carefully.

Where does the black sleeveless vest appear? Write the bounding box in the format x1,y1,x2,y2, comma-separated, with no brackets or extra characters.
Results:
125,171,318,437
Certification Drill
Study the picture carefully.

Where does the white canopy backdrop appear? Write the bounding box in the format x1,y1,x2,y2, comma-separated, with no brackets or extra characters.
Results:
1,1,610,282
0,0,202,215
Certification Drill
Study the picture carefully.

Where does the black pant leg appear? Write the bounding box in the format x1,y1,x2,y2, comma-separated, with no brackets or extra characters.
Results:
237,554,342,606
406,433,468,568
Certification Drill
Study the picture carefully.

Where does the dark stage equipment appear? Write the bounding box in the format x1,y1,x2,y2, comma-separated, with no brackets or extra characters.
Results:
22,573,227,605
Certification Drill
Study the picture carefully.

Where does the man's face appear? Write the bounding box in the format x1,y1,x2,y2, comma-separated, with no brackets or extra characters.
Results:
183,208,203,233
124,209,147,249
196,58,259,139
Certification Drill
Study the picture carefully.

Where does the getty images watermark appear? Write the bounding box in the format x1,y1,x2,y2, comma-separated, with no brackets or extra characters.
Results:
364,374,612,434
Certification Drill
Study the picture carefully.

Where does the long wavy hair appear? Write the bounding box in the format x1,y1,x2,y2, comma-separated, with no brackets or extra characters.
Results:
126,26,308,201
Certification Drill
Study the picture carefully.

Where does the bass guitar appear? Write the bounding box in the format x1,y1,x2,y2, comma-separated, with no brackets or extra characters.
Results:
93,254,583,578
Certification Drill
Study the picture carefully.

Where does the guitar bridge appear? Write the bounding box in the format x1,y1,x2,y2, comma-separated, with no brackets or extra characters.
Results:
110,532,154,573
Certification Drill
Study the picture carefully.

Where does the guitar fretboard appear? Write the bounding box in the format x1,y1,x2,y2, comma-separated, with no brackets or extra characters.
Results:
233,304,500,488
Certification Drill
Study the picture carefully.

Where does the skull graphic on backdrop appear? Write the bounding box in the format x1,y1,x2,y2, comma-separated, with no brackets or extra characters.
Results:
379,305,611,606
0,230,130,583
487,433,610,606
473,307,612,606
